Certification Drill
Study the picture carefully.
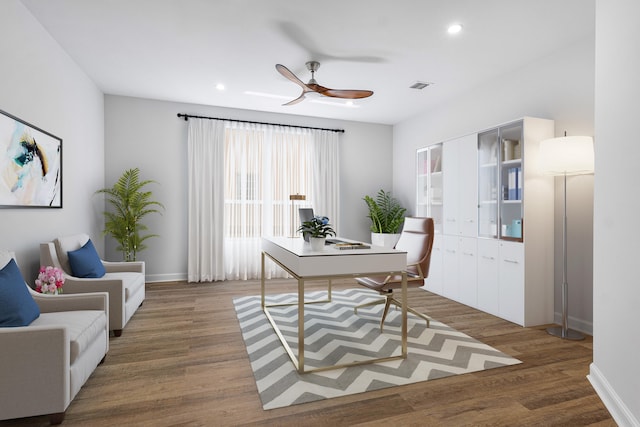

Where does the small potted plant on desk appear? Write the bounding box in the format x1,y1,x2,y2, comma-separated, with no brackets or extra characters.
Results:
298,216,336,251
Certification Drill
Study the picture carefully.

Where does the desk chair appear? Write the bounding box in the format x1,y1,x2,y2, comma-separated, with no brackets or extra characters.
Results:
354,217,434,331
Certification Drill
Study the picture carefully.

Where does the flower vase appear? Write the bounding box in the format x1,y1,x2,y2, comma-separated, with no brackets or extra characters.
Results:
309,236,326,251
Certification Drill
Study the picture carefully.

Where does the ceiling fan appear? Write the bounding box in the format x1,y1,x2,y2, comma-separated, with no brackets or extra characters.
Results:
275,61,374,106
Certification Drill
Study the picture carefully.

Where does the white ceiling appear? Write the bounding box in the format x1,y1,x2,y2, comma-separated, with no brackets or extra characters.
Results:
21,0,595,125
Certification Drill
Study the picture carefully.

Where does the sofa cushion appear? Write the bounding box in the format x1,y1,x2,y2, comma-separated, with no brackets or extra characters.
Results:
31,310,106,364
105,272,145,300
67,239,106,279
54,233,90,275
0,259,40,327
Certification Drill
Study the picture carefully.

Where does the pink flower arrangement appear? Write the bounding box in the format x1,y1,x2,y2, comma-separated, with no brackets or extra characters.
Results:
35,266,65,294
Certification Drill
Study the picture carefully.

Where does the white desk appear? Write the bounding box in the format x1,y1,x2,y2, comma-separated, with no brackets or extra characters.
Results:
260,237,408,373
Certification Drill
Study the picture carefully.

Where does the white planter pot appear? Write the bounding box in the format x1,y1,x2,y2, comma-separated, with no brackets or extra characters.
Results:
371,232,400,248
309,236,326,251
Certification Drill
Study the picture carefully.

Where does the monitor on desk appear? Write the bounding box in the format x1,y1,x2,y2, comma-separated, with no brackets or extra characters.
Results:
298,207,314,224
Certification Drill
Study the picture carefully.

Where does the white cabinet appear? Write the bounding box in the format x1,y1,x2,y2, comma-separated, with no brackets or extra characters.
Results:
498,241,525,324
416,117,555,327
423,234,443,294
458,237,478,307
443,134,478,237
477,239,499,316
442,235,459,301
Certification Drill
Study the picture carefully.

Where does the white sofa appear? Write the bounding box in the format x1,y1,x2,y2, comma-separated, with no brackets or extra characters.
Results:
40,233,145,336
0,251,109,425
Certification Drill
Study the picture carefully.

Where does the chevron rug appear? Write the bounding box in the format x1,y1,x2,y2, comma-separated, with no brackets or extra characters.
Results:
234,288,521,410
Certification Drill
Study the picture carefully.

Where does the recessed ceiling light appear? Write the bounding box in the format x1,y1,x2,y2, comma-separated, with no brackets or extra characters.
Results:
447,23,463,34
215,83,225,91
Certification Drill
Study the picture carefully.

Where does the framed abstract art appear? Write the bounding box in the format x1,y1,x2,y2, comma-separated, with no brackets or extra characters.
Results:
0,109,62,208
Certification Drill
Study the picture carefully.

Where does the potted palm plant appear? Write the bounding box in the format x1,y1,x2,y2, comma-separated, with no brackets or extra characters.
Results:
298,216,335,251
96,168,164,261
363,189,406,248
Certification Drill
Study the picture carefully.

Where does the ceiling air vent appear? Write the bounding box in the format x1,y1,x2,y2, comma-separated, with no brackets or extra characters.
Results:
410,81,432,90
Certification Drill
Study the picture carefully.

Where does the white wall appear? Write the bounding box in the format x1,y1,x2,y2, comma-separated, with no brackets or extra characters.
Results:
589,0,640,424
0,1,104,280
104,95,392,282
393,36,596,333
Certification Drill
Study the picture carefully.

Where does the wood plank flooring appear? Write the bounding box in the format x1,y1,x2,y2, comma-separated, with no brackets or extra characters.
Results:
2,279,614,426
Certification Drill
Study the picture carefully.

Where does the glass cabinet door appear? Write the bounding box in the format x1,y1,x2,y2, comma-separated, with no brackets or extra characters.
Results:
478,129,499,238
415,144,443,233
498,122,523,241
416,148,429,216
478,121,524,242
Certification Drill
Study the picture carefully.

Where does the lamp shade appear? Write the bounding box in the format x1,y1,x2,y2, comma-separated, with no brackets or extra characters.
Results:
539,135,594,176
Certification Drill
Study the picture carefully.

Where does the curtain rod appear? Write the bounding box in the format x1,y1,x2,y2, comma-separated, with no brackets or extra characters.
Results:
177,113,344,133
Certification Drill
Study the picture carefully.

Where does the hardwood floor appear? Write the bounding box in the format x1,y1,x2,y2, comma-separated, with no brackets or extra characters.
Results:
3,280,614,426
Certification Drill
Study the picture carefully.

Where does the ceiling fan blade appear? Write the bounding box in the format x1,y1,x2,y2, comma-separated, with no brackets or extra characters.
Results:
276,64,310,90
312,85,374,99
282,92,306,106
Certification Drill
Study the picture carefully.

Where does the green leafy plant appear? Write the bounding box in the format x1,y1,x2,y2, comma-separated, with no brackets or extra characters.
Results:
96,168,164,261
297,216,336,238
363,189,406,234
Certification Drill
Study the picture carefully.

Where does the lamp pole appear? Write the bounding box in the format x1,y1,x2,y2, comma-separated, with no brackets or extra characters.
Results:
546,172,584,340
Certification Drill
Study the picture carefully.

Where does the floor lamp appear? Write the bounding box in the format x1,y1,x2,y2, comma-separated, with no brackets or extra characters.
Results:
539,134,594,340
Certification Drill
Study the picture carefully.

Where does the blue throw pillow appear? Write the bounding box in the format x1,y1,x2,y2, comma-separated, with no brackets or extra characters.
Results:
67,239,106,278
0,258,41,327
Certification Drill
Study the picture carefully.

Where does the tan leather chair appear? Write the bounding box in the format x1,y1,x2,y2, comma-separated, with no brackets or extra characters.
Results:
355,217,434,331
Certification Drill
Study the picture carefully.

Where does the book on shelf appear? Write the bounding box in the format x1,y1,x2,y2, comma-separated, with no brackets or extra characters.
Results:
507,166,522,201
334,242,371,250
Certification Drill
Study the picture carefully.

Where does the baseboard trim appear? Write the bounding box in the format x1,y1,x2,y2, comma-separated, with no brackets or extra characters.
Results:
145,273,187,283
588,363,639,427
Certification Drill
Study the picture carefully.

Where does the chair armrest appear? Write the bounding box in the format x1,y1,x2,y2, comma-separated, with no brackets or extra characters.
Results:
103,260,144,274
30,289,108,314
0,326,69,416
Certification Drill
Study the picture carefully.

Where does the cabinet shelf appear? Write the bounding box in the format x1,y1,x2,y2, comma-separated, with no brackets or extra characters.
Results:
501,159,521,166
480,162,498,168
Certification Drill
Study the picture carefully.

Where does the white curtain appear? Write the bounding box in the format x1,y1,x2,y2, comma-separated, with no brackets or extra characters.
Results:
187,119,340,281
187,118,225,282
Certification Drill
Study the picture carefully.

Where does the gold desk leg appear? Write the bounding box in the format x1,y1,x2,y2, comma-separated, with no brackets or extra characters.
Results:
298,276,305,374
401,271,407,358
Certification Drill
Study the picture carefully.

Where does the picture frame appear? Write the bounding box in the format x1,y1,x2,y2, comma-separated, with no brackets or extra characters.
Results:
0,109,62,208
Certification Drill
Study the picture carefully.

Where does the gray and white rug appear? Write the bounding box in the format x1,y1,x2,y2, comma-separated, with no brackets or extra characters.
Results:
234,288,521,410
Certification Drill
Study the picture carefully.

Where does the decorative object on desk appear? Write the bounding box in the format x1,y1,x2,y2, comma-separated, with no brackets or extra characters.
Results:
34,266,64,294
539,132,594,340
298,215,335,251
334,242,371,250
96,167,164,261
0,109,62,208
289,193,306,237
363,189,406,248
233,288,521,410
